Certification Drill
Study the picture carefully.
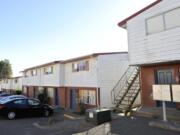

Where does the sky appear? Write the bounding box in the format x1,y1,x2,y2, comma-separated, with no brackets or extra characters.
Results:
0,0,155,76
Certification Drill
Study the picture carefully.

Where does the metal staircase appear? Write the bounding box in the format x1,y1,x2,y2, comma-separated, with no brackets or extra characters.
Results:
111,66,140,114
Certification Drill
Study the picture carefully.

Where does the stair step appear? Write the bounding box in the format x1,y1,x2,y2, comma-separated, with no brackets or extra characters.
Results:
117,105,129,110
125,95,136,98
123,98,133,102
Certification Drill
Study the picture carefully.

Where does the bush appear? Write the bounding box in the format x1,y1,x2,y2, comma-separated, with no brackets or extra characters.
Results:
79,103,86,114
37,92,49,104
16,90,22,95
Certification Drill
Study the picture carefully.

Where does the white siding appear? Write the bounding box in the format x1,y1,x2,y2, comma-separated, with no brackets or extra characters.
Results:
64,58,98,87
0,78,22,91
11,78,22,91
41,64,61,86
97,53,129,108
127,0,180,65
22,63,62,87
1,79,11,90
22,69,41,86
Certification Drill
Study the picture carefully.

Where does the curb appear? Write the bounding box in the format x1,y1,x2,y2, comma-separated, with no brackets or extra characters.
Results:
149,121,180,132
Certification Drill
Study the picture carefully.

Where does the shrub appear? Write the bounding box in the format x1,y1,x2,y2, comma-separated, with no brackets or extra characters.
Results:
16,90,22,95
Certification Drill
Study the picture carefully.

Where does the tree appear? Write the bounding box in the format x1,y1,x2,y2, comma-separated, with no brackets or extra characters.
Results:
0,59,12,80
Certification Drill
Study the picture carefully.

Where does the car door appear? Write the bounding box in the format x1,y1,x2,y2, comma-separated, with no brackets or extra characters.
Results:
27,99,42,116
12,99,29,117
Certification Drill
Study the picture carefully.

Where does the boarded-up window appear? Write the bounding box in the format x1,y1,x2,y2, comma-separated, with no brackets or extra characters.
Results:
165,8,180,29
146,15,164,34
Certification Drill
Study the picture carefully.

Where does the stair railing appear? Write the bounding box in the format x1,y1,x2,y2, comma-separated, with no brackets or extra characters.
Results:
111,66,139,104
125,73,141,114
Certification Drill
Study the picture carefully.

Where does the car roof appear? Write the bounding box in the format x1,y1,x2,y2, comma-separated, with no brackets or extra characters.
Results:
0,93,10,96
0,95,27,104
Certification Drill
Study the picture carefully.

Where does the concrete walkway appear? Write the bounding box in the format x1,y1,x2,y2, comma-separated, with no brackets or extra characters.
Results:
132,107,180,121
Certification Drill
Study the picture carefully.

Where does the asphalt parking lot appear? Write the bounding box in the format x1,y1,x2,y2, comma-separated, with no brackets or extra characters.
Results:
0,114,179,135
0,115,94,135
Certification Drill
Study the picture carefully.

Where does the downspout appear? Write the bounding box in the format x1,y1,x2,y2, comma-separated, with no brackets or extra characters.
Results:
96,57,100,109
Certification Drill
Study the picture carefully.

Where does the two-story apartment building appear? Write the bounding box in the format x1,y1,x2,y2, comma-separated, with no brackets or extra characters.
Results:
118,0,180,109
0,76,22,93
22,52,129,111
22,61,63,106
63,52,129,111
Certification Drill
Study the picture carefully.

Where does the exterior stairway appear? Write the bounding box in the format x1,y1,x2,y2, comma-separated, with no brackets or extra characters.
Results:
111,66,140,114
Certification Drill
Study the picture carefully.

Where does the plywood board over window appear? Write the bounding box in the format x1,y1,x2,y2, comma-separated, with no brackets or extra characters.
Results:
152,85,171,101
172,85,180,102
146,15,164,34
165,8,180,29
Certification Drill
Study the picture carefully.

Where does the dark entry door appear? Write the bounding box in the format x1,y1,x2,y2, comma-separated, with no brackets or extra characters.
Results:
54,88,59,106
70,89,77,111
156,69,176,107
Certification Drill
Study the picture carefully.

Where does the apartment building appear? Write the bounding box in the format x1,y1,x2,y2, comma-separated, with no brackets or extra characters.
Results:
118,0,180,109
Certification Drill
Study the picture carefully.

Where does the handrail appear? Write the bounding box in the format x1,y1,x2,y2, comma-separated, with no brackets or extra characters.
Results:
111,66,139,104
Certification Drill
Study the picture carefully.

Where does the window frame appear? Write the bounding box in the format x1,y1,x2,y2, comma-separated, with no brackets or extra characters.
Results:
44,66,53,75
31,69,37,76
146,7,180,35
28,99,40,106
13,99,27,105
72,60,89,72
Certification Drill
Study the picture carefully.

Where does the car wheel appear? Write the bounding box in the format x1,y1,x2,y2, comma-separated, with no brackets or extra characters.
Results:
44,110,50,117
7,111,16,120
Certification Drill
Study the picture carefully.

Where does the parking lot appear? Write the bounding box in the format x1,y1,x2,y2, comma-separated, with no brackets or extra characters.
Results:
0,113,180,135
0,114,95,135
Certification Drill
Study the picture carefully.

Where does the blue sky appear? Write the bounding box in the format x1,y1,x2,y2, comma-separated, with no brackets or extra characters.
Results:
0,0,155,76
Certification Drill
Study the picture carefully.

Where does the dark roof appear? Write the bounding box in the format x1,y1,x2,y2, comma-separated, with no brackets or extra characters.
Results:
118,0,162,27
22,52,128,71
63,52,127,63
23,61,62,72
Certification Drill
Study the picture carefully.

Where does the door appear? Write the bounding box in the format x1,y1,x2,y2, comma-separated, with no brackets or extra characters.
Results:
12,99,29,117
28,99,42,116
70,89,77,111
156,69,176,107
54,88,59,106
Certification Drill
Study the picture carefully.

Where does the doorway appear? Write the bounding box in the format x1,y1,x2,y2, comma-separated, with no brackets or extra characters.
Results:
70,89,77,111
54,88,59,106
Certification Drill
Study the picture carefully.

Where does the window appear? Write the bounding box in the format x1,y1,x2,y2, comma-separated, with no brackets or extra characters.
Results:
44,66,53,74
24,72,28,77
31,69,37,76
14,79,18,83
14,99,27,105
165,8,180,29
47,88,55,98
146,15,164,34
28,99,40,106
79,90,96,105
72,60,89,72
5,79,8,84
146,7,180,35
